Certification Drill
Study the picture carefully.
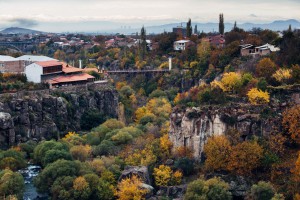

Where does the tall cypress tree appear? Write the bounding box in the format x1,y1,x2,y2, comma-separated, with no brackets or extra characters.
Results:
219,13,225,34
140,26,147,60
194,25,198,35
233,21,237,30
186,18,192,38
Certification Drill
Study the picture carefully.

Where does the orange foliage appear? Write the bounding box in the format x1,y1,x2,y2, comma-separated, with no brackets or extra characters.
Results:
282,105,300,143
173,146,194,159
116,81,127,90
256,58,277,79
227,141,263,175
292,151,300,183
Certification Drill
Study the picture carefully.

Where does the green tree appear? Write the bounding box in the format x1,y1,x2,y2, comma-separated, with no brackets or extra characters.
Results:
187,18,192,38
184,177,232,200
51,176,75,200
33,140,69,167
219,13,225,34
140,26,147,60
0,169,25,199
0,149,27,170
249,181,276,200
43,149,72,166
34,160,80,193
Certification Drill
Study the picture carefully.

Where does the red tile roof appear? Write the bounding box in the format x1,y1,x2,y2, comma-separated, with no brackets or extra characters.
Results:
36,61,63,68
48,73,95,85
62,62,83,73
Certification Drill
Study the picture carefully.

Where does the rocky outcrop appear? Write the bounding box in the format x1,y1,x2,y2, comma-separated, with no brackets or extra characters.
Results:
0,112,15,146
118,166,151,185
0,84,118,148
169,89,300,160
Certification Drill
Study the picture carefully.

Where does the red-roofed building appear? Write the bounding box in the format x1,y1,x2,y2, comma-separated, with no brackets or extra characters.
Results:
208,34,225,48
48,73,95,87
25,61,95,86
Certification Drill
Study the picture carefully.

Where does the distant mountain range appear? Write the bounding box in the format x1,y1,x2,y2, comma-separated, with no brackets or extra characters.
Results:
0,27,45,35
140,19,300,34
0,19,299,35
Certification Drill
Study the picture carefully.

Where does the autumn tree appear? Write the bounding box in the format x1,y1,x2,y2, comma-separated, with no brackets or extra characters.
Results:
272,68,292,84
125,147,157,166
227,141,263,175
197,39,211,68
160,134,173,159
115,175,148,200
247,88,270,105
73,176,91,200
0,169,25,199
256,58,278,81
153,165,182,186
282,105,300,143
0,149,27,171
153,165,172,186
211,72,242,93
70,145,92,162
204,135,232,172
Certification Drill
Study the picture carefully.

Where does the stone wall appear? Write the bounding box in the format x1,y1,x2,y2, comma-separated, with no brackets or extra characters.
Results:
0,83,118,148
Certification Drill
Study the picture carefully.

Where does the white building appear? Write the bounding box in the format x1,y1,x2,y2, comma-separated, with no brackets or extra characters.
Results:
173,40,191,51
25,61,63,83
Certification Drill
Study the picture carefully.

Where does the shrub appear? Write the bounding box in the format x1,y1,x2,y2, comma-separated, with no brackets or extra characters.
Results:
184,177,232,200
249,181,276,200
247,88,270,105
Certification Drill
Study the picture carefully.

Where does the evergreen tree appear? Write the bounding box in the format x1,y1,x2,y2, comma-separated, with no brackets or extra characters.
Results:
140,26,147,60
288,24,292,32
186,18,192,38
219,13,225,34
234,21,237,30
194,25,198,35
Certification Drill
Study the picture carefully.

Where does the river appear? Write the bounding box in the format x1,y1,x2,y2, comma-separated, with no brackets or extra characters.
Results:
18,165,48,200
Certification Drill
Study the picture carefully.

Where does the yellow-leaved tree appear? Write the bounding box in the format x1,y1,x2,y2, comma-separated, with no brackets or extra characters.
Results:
115,175,148,200
153,165,183,186
153,165,172,186
211,72,242,93
160,134,173,159
247,88,270,105
204,135,232,172
73,176,91,200
272,68,292,84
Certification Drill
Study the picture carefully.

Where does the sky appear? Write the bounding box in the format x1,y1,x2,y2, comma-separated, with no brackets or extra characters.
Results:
0,0,299,32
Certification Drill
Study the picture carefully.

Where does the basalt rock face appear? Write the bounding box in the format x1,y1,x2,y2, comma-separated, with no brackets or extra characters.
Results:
169,89,300,160
0,85,118,148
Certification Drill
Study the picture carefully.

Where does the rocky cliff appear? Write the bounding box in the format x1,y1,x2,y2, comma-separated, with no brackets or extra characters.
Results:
169,88,300,160
0,84,119,148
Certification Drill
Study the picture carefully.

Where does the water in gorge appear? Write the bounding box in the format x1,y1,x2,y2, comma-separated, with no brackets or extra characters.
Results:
18,165,48,200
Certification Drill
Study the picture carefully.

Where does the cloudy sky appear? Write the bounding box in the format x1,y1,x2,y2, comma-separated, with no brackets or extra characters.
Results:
0,0,299,32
